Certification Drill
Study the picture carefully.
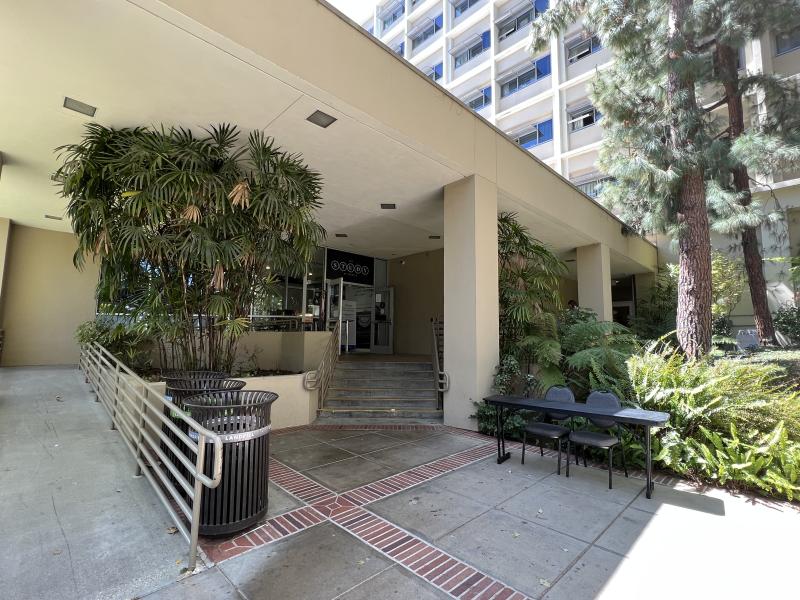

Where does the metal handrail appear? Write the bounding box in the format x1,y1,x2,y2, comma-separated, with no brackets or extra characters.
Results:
302,321,341,409
79,342,223,571
430,318,450,403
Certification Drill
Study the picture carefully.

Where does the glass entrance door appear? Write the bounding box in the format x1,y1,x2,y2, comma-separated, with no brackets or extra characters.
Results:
372,287,394,354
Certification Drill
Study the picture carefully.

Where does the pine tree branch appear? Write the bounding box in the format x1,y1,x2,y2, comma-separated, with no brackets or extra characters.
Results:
703,96,729,113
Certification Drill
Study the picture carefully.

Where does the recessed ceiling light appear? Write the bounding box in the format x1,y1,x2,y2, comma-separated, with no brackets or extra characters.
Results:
44,214,63,220
429,235,441,240
63,96,97,117
334,233,349,238
380,203,396,210
306,110,337,128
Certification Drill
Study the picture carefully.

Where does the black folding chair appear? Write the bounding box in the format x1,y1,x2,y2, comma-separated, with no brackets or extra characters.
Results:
521,385,575,475
566,390,629,488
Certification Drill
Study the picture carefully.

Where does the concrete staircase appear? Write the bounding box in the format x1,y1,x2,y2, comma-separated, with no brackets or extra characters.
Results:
318,357,442,420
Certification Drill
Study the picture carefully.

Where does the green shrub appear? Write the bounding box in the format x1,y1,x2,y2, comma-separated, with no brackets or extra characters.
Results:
627,342,800,499
76,318,152,370
774,305,800,343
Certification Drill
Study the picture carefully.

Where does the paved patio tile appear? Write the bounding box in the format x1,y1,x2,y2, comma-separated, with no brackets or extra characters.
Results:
376,430,444,442
499,479,628,542
143,567,242,599
219,523,391,600
308,429,374,443
541,546,625,600
544,464,644,506
436,509,587,598
266,482,302,518
269,430,327,453
593,507,653,556
428,460,537,506
363,440,472,471
369,482,491,542
412,432,488,453
630,483,726,515
327,432,408,454
304,456,398,492
272,443,355,472
338,565,451,599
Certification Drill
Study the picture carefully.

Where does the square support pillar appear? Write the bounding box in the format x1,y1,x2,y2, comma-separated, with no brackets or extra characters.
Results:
577,243,613,321
443,175,499,430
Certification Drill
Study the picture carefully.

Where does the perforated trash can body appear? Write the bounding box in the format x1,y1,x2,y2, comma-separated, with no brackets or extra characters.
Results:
183,390,278,536
161,377,245,501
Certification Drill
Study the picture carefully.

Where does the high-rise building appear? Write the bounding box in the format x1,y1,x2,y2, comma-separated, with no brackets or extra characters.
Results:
358,0,800,326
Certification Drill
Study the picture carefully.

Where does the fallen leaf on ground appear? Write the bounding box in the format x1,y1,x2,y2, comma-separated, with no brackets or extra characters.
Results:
511,531,520,539
52,548,63,556
166,527,178,535
538,578,551,588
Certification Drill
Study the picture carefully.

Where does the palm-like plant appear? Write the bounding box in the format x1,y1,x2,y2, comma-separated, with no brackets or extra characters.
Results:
497,212,567,389
56,123,325,371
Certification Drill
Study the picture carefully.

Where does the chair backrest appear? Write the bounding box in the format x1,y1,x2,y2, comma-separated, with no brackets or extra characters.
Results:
544,385,575,421
586,390,621,429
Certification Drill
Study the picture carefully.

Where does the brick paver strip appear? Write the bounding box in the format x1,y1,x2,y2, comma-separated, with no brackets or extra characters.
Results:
199,424,596,598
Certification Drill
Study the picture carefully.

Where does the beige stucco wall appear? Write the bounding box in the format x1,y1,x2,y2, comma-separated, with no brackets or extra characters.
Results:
559,277,579,306
0,217,10,307
233,330,331,373
0,224,99,366
388,249,443,356
241,375,317,430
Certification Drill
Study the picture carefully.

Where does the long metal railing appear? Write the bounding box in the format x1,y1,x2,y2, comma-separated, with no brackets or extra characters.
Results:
302,320,341,408
430,317,449,409
79,342,223,571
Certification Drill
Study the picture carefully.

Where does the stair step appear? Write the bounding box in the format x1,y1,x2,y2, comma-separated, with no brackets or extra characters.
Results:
325,397,439,408
336,362,433,371
331,377,435,388
331,369,434,378
328,388,437,399
317,407,443,420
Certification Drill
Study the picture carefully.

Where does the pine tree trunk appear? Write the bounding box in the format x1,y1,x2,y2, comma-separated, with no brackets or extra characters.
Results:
670,0,712,358
717,43,776,343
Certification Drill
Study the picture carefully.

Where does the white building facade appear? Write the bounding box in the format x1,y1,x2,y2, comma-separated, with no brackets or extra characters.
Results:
360,0,800,327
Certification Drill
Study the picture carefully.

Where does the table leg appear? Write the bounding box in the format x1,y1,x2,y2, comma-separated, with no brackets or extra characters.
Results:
495,406,511,464
645,425,653,499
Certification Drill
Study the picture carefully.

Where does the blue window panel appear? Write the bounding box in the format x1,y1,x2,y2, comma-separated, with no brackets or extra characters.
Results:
433,62,443,79
534,0,549,13
538,119,553,142
483,86,492,101
535,55,551,77
397,41,405,55
481,31,491,49
434,13,444,29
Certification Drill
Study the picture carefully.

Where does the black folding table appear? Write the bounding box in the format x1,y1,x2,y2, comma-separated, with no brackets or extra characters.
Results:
483,395,669,498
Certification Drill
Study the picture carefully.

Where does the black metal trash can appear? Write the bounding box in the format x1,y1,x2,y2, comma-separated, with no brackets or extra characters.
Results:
183,390,278,536
162,376,245,499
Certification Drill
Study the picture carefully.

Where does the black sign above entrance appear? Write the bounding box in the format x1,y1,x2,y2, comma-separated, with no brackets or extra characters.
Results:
326,249,374,286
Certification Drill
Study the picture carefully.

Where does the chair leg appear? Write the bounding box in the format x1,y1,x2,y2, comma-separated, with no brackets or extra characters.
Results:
556,439,561,475
620,441,629,477
608,447,613,489
583,446,587,468
539,442,544,457
565,440,570,477
521,431,526,465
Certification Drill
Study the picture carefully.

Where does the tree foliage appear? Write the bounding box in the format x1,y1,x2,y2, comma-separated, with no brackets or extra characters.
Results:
56,123,325,371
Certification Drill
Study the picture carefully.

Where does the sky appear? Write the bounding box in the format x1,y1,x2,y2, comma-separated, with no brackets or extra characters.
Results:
327,0,378,24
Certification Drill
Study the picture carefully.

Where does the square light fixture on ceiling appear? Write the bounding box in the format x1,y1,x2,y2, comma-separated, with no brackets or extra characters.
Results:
380,203,396,210
63,96,97,117
306,110,337,128
429,235,441,239
334,233,348,238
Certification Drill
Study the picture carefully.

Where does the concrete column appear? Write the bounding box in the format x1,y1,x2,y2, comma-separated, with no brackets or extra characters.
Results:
576,243,613,321
0,217,10,309
443,175,499,430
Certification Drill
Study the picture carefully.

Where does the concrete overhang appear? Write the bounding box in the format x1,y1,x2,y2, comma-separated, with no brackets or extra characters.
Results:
0,0,655,273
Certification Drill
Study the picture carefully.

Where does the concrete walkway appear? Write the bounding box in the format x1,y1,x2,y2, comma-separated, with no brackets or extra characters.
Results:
150,425,798,600
0,367,188,600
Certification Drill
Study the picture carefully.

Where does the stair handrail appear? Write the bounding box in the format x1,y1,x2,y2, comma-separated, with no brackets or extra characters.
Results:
303,320,341,409
430,317,449,400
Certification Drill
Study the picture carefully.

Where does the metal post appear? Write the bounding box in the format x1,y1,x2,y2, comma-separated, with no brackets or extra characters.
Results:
134,390,147,477
645,425,653,499
110,362,120,430
188,432,207,572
